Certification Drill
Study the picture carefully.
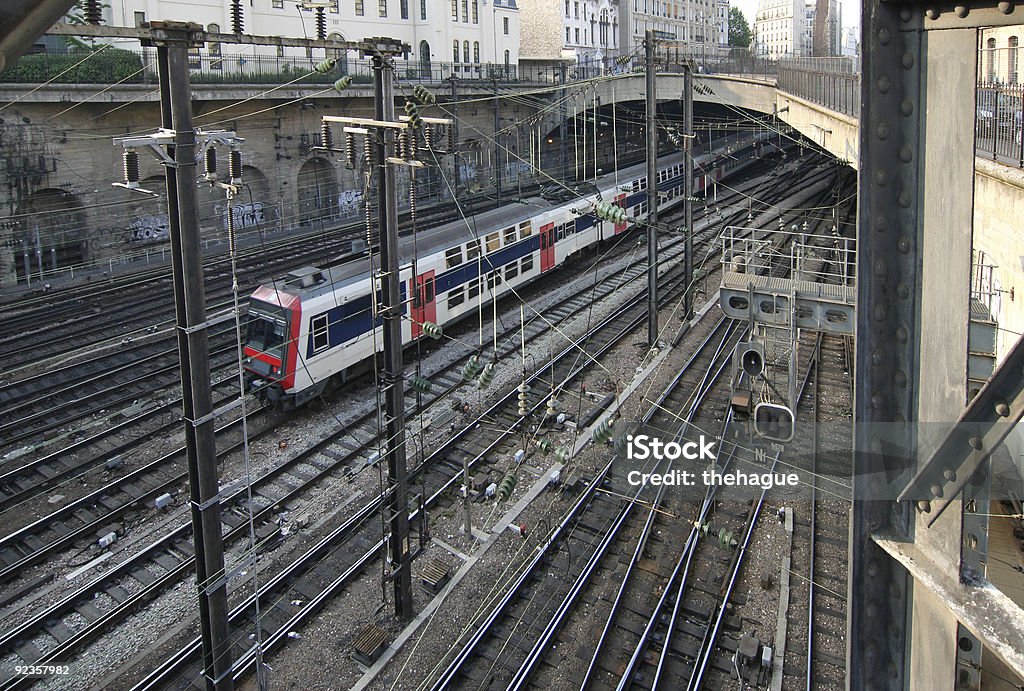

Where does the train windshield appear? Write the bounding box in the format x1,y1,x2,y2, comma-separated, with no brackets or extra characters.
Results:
246,302,289,359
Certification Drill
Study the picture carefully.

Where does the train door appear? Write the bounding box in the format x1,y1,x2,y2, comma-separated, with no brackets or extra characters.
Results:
540,222,556,273
613,193,628,234
410,270,436,339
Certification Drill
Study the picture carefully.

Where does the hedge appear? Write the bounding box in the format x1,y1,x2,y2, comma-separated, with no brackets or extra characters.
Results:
0,48,146,84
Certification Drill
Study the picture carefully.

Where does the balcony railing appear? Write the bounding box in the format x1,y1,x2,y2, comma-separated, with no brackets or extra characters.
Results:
777,57,860,117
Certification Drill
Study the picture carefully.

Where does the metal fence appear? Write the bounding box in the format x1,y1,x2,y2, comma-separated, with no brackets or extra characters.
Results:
976,82,1024,167
0,48,600,86
776,57,860,117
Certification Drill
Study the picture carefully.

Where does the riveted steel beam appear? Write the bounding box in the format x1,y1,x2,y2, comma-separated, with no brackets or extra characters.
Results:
897,333,1024,524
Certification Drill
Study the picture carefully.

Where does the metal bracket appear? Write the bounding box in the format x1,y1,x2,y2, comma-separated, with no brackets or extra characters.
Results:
897,332,1024,524
186,397,244,428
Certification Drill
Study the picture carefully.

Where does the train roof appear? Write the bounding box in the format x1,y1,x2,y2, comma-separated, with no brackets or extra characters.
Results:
257,133,757,302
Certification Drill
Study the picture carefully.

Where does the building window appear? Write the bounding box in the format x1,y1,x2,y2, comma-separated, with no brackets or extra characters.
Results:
400,0,408,18
462,0,468,22
987,37,997,81
574,1,579,18
503,17,509,34
311,314,329,352
452,0,458,19
207,24,221,69
188,45,201,69
463,40,470,63
453,40,460,62
1010,36,1020,84
355,0,364,15
379,0,387,17
277,44,285,57
272,0,283,8
421,0,427,20
473,41,480,63
504,49,510,66
566,27,571,42
575,28,580,43
134,11,146,27
565,0,570,17
330,0,339,12
472,0,478,23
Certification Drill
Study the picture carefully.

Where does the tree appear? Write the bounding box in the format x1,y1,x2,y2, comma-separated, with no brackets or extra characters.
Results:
728,8,752,49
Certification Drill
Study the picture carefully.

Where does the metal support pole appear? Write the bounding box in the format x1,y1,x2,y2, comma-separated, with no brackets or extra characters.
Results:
682,64,694,320
156,37,234,691
374,54,413,619
450,77,460,191
463,456,472,539
493,77,501,205
645,30,658,347
559,63,568,183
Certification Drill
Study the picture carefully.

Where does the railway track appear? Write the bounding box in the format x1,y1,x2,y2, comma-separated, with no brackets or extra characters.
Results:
0,152,818,539
424,312,744,690
0,148,842,689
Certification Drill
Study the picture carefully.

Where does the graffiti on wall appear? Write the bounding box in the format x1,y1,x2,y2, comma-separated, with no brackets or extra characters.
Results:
224,202,265,230
338,189,364,217
129,215,169,242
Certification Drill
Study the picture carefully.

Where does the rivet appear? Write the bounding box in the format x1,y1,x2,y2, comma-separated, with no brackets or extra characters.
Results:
898,236,911,253
931,484,943,498
898,191,912,208
917,499,932,513
995,401,1010,416
872,394,884,408
900,8,912,21
894,370,907,387
926,7,940,19
969,436,983,450
897,325,909,343
901,99,914,116
902,52,915,69
874,303,887,321
899,145,913,163
897,283,909,299
877,122,890,139
878,27,892,45
955,5,969,17
875,170,889,186
872,349,885,365
943,467,956,482
874,259,887,276
878,75,892,94
998,0,1013,14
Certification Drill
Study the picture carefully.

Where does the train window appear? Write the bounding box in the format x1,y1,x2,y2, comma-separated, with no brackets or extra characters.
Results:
521,254,534,273
487,271,503,290
446,247,463,268
485,232,501,253
466,240,481,261
448,285,465,308
468,276,481,299
311,314,330,353
505,263,519,280
519,221,532,238
422,278,434,303
504,226,517,244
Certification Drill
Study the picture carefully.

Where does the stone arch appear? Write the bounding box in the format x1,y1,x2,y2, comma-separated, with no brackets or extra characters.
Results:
13,188,87,283
296,157,339,226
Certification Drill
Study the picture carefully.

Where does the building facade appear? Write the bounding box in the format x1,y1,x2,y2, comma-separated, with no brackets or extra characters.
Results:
99,0,520,77
753,0,806,58
979,25,1023,83
561,0,620,69
617,0,727,66
802,0,840,56
717,0,730,52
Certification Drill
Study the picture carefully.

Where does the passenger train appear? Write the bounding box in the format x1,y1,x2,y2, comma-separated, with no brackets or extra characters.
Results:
243,132,771,409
